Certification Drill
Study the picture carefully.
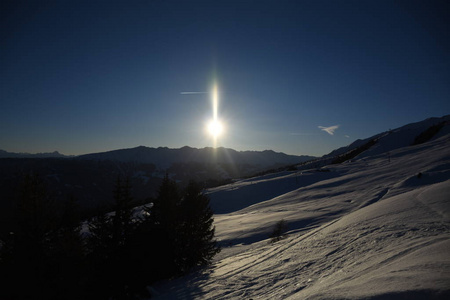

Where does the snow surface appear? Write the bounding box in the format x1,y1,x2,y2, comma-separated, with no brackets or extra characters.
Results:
325,115,450,161
151,132,450,299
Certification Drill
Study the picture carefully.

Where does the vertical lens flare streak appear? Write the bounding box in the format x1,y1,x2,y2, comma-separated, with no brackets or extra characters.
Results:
212,83,218,122
211,82,219,148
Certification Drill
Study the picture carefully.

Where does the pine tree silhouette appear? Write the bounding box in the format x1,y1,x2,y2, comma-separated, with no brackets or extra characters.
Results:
47,195,85,300
87,176,137,299
147,173,182,276
144,176,220,276
112,177,134,247
178,181,220,271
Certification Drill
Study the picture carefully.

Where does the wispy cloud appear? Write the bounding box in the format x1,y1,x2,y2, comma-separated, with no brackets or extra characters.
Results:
318,125,340,135
180,91,208,95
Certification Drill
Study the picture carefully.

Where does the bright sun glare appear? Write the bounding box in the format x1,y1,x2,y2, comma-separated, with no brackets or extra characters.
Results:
207,119,223,138
206,82,226,146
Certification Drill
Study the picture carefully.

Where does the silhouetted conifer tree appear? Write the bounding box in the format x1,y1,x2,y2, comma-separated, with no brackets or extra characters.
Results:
82,175,221,298
146,173,182,277
151,174,180,228
144,177,220,276
87,176,137,299
178,181,220,272
88,177,135,253
47,195,85,300
112,177,135,247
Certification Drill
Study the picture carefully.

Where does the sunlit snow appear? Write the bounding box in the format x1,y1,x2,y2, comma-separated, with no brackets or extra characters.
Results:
151,123,450,299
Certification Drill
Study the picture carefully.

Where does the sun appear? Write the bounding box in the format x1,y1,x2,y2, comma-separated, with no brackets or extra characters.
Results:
207,119,223,138
206,81,226,146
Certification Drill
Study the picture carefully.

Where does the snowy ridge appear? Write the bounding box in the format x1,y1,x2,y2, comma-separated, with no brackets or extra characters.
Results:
325,115,450,160
152,128,450,299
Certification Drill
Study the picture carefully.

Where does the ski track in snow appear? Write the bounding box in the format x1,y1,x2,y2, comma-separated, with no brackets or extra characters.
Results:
152,134,450,300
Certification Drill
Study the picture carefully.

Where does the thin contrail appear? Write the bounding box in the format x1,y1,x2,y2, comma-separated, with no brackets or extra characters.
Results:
180,91,209,95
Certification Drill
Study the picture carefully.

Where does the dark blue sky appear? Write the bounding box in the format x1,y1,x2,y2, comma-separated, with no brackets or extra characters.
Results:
1,0,449,156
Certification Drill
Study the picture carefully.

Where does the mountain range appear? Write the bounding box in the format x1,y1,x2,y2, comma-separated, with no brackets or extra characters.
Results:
0,150,69,158
0,115,448,225
0,145,314,227
77,146,315,170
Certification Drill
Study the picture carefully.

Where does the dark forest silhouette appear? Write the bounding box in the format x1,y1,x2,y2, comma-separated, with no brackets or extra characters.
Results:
0,174,220,299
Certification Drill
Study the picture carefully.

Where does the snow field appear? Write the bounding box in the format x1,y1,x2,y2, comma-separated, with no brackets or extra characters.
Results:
152,134,450,299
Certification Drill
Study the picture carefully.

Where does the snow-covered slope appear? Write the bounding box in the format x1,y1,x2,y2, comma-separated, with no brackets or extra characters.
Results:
356,115,450,159
151,126,450,299
325,115,450,160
